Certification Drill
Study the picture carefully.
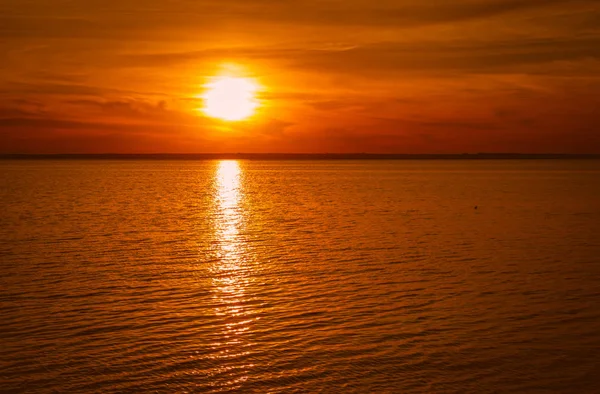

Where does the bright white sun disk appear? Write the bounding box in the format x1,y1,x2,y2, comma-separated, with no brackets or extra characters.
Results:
202,77,259,121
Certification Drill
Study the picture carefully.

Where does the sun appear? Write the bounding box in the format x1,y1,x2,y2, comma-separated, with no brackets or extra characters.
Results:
201,76,260,121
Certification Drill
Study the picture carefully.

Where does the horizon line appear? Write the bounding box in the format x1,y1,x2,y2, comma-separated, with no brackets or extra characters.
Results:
2,153,600,160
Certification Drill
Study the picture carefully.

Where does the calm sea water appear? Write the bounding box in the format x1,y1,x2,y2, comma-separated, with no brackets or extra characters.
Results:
1,160,600,393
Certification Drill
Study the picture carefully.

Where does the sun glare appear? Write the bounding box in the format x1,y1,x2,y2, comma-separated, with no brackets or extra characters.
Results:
202,76,260,121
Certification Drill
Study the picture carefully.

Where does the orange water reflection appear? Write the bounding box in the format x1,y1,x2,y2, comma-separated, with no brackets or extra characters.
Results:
214,160,243,261
209,160,254,387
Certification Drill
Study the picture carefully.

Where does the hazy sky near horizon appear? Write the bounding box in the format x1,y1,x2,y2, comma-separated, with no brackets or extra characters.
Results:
1,0,600,153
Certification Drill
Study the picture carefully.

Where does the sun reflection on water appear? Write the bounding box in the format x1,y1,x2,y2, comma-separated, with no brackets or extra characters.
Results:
215,160,243,261
209,160,255,388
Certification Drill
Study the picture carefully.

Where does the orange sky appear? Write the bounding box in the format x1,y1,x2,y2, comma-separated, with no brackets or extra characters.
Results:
1,0,600,153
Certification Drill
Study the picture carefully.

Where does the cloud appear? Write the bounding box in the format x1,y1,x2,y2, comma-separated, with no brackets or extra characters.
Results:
240,0,595,28
0,95,214,136
109,34,600,80
65,99,172,120
0,82,142,97
0,113,213,154
287,38,600,77
2,0,597,41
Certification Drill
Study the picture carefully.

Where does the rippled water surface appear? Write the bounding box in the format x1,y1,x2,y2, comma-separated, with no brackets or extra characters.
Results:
2,160,600,393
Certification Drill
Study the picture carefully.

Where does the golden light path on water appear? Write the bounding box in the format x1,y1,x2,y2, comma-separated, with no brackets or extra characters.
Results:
209,160,255,388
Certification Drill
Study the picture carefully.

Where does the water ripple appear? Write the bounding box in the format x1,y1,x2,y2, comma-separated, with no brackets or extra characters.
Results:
2,160,600,392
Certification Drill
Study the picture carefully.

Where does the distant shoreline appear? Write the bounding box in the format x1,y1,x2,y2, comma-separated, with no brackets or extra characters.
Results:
1,153,599,160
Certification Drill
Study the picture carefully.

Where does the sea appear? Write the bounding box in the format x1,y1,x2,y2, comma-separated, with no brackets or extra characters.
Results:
1,159,599,393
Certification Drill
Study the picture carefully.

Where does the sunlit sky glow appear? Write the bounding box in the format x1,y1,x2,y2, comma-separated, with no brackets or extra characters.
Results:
1,0,599,153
